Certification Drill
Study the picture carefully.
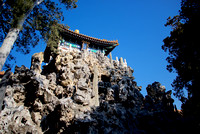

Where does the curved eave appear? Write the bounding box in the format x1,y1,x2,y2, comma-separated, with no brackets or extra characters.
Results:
60,26,119,47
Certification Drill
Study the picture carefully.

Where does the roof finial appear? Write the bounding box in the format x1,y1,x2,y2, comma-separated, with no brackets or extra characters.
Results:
74,29,79,34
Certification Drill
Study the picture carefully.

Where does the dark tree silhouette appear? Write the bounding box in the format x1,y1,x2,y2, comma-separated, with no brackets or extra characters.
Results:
162,0,200,130
163,0,200,101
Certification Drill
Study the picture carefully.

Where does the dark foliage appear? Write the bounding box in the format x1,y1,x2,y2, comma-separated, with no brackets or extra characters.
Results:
162,0,200,101
0,0,77,69
162,0,200,131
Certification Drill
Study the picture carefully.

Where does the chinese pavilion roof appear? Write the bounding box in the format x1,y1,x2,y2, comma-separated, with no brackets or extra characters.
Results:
59,25,119,55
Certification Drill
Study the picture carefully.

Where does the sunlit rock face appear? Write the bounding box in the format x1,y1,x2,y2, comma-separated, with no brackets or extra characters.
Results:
0,50,177,134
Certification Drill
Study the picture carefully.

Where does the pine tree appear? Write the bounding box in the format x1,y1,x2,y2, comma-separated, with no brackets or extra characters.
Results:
0,0,77,70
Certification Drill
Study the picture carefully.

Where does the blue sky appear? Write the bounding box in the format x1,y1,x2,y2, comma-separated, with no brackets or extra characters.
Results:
11,0,182,108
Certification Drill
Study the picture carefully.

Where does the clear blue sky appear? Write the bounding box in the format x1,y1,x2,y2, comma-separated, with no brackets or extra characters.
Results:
12,0,182,108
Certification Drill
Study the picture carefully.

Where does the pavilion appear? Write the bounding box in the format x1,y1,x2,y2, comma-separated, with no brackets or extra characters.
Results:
58,26,119,56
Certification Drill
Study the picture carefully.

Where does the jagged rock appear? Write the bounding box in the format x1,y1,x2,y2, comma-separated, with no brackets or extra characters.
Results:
30,52,44,74
31,112,42,126
144,82,174,111
0,69,13,111
0,49,180,134
61,79,73,87
91,65,99,107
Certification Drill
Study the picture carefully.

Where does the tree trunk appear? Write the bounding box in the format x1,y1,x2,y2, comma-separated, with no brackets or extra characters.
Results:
0,28,20,70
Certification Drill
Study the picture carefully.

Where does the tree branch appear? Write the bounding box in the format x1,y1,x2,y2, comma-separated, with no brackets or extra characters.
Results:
34,0,44,6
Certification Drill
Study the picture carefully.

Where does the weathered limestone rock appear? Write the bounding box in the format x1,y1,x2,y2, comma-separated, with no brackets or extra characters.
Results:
124,59,127,67
61,79,73,87
91,64,99,107
144,82,174,111
109,52,113,68
0,69,12,111
0,49,179,134
30,52,44,74
115,56,119,65
31,112,42,125
119,57,124,67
